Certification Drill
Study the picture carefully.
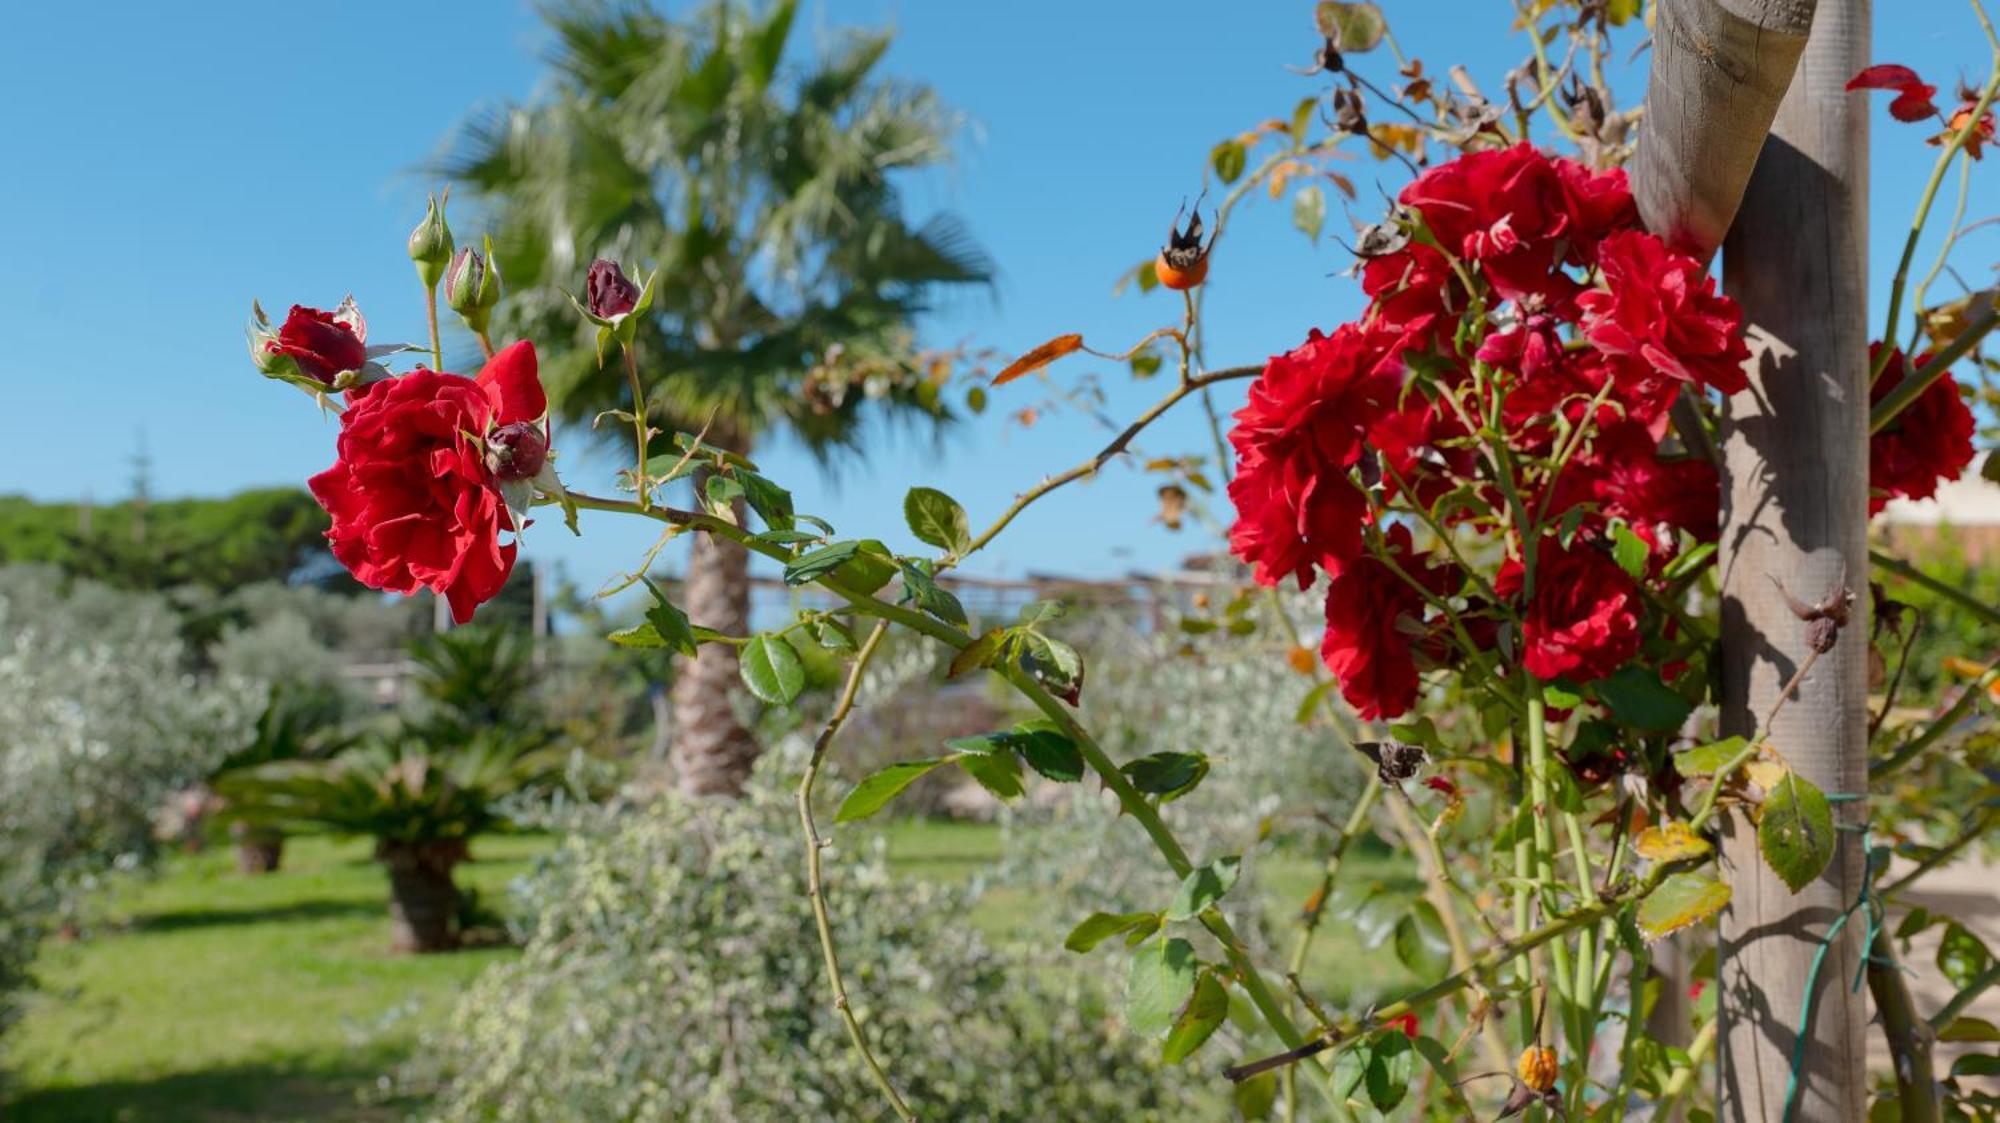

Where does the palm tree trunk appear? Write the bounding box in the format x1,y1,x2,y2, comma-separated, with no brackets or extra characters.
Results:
671,421,761,797
230,821,285,875
378,839,466,953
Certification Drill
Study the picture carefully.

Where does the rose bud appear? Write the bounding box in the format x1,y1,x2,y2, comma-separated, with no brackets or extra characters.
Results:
445,241,502,333
485,420,549,482
254,302,368,386
586,258,641,320
408,190,455,288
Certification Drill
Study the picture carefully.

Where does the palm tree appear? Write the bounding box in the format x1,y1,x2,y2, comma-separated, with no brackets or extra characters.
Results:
442,0,992,796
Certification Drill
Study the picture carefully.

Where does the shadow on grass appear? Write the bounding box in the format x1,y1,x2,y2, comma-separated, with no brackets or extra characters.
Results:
132,899,383,934
4,1052,419,1123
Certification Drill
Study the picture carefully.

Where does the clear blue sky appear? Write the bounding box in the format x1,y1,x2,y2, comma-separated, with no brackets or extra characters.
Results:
0,2,1990,592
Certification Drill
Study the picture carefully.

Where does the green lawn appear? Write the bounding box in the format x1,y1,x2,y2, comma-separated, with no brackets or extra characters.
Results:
6,821,1413,1121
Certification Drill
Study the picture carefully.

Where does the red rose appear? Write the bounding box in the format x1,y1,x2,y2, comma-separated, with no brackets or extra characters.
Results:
1869,344,1975,515
268,304,368,385
1228,455,1368,588
1511,538,1642,683
1400,143,1579,308
1552,157,1637,261
1363,241,1461,351
1577,230,1750,396
308,341,548,624
1226,324,1401,586
1320,525,1455,719
1580,421,1721,545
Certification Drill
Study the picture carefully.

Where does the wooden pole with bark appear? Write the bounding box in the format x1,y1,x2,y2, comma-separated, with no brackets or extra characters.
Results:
1632,0,1872,1118
1713,0,1872,1113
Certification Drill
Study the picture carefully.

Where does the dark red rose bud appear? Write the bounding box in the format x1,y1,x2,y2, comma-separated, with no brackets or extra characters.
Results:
586,258,641,320
270,305,368,385
486,421,548,482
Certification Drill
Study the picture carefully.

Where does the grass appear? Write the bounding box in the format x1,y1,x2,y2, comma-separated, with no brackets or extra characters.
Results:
6,834,549,1123
6,820,1415,1121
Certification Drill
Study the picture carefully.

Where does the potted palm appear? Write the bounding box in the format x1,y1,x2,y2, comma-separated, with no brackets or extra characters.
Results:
219,629,562,950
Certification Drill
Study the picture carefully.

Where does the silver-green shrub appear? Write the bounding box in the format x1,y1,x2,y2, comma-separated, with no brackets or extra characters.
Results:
414,750,1209,1122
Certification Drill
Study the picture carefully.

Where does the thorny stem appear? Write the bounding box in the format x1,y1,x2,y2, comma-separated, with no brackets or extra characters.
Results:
1222,654,1810,1085
1907,156,1974,357
1866,926,1942,1123
1870,614,1923,739
1872,666,1994,780
1870,291,2000,434
796,621,914,1122
1880,807,1999,899
622,345,651,511
1929,961,2000,1032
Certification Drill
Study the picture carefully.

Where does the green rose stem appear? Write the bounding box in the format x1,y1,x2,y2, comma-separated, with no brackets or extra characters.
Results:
796,619,914,1123
552,489,1339,1106
621,344,651,511
426,290,443,373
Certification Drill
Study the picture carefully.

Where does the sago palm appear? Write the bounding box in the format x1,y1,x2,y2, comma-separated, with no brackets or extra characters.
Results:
440,0,991,796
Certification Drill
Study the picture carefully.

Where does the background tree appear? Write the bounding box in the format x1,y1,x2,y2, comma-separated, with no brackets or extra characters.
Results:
443,0,993,796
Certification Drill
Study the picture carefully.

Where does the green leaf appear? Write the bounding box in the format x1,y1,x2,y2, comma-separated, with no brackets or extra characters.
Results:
1015,722,1085,783
753,528,821,546
783,540,862,585
1293,183,1326,243
1937,921,1993,990
1610,521,1650,580
1952,1053,2000,1078
947,629,1007,679
1162,971,1229,1064
1234,1071,1279,1121
1122,752,1210,801
1542,680,1584,709
1125,937,1198,1037
1938,1015,2000,1043
703,474,745,511
898,561,968,626
957,750,1025,802
832,540,899,594
642,588,699,657
904,486,972,554
1020,632,1085,704
1364,1031,1415,1112
737,470,794,531
606,622,666,649
1316,1,1388,51
1016,600,1066,627
739,634,805,705
1674,736,1749,776
1592,666,1694,733
1212,140,1247,185
812,617,857,652
1637,871,1732,941
1758,768,1835,892
1167,856,1242,921
1065,911,1161,953
833,758,951,823
1392,900,1452,978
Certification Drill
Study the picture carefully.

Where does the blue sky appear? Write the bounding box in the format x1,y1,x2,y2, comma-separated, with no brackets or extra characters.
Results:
1,1,1991,593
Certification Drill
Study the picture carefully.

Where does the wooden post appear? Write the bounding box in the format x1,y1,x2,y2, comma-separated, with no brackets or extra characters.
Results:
1715,0,1871,1117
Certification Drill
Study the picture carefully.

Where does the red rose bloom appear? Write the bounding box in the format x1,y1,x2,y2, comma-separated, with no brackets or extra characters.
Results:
268,304,368,385
1582,421,1722,545
1227,324,1401,585
1868,344,1975,515
1577,230,1750,396
1363,241,1461,351
1846,64,1939,123
1320,525,1455,719
1227,454,1369,588
308,341,548,624
1511,539,1641,682
1553,157,1637,261
1401,143,1579,308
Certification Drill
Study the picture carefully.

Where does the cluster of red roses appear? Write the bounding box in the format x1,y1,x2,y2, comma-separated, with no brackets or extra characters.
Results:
1226,141,1973,721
